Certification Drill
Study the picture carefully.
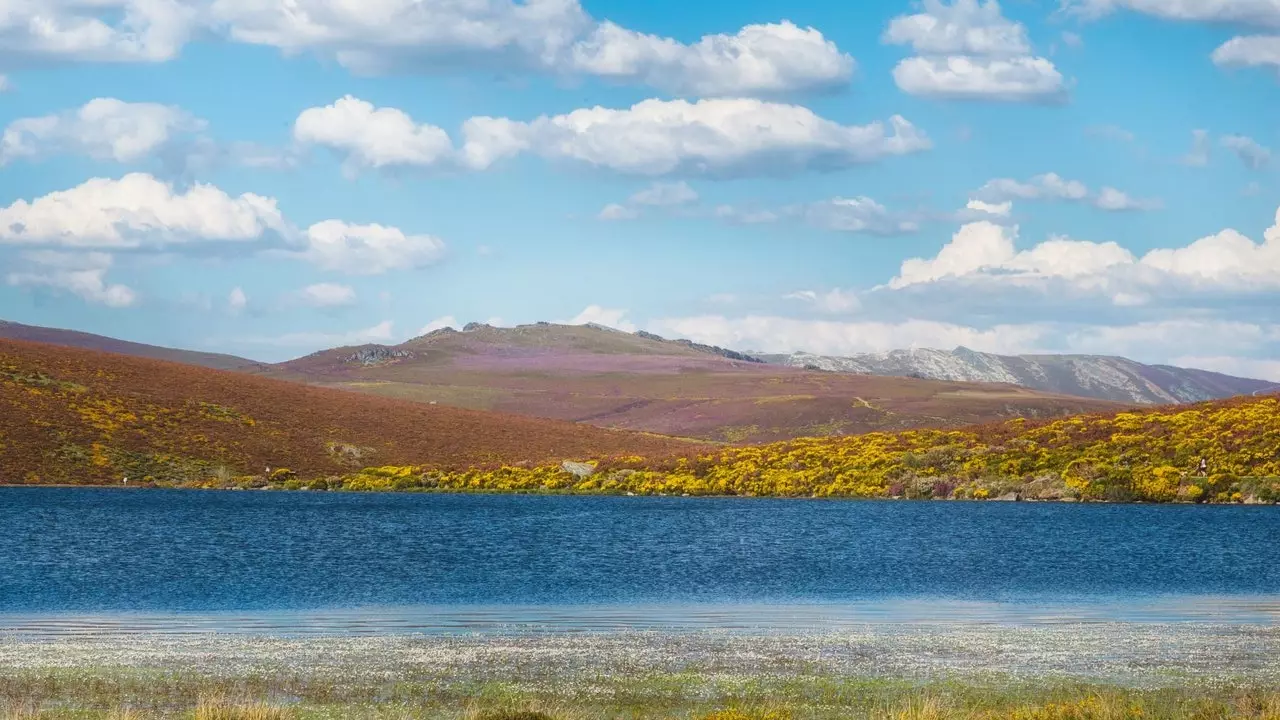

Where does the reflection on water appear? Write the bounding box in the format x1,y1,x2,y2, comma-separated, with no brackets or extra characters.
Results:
4,596,1280,638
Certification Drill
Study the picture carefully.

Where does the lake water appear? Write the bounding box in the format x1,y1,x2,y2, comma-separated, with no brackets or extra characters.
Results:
2,488,1278,632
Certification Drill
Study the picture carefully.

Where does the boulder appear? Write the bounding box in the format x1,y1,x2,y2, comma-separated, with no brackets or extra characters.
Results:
561,461,596,479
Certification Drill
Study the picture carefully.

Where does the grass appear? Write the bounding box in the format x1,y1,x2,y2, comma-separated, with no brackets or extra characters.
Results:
2,675,1280,720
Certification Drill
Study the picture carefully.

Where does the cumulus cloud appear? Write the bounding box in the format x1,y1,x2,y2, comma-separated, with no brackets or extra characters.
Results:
293,96,455,175
0,173,287,249
459,99,930,177
6,252,138,308
0,98,205,166
974,173,1160,211
1221,135,1272,170
884,0,1067,102
210,0,851,96
297,283,357,307
889,203,1280,298
784,288,861,314
1213,35,1280,71
566,305,637,332
597,182,698,220
0,0,194,67
567,20,855,96
295,97,928,179
0,174,448,277
296,220,446,275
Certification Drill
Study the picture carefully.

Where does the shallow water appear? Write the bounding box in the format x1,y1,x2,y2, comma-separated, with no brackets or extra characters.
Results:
2,488,1278,631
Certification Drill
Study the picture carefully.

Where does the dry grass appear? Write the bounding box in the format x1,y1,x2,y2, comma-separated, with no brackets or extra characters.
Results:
194,697,290,720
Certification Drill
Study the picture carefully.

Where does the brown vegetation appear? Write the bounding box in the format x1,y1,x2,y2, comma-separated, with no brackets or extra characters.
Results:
0,338,703,485
263,324,1124,443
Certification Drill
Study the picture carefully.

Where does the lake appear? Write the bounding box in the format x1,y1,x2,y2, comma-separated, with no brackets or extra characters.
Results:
2,488,1278,631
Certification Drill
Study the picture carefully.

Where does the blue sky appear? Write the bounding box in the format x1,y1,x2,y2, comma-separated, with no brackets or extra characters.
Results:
1,0,1279,377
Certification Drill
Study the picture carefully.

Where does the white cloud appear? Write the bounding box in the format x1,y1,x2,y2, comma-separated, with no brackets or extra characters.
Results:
890,216,1138,293
596,181,699,221
293,96,455,175
6,252,138,308
885,0,1067,103
228,286,248,313
0,0,194,67
889,203,1280,297
0,98,204,165
974,172,1160,211
648,314,1048,356
1061,31,1084,48
566,305,637,332
0,173,286,249
800,197,920,235
1213,35,1280,71
784,288,861,314
241,320,397,348
1221,135,1272,170
296,97,928,179
418,316,459,335
297,283,357,307
210,1,851,96
567,20,854,96
297,220,447,275
965,199,1013,217
0,76,9,92
460,98,931,177
1094,186,1163,211
892,56,1066,102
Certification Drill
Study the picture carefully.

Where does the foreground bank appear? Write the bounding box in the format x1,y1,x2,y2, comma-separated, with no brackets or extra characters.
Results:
2,622,1278,719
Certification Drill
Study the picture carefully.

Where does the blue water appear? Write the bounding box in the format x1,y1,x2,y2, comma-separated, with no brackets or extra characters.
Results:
1,488,1278,618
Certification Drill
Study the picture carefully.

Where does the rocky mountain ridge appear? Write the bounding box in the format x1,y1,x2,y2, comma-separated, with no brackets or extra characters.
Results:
758,347,1272,404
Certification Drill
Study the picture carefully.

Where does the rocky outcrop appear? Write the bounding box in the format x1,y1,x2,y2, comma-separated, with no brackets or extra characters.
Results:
760,348,1272,405
343,347,415,366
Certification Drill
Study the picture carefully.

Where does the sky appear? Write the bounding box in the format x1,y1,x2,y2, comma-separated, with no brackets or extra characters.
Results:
0,0,1278,378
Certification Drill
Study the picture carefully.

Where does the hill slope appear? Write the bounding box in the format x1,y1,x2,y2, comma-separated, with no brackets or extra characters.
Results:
261,323,1123,443
344,393,1280,504
0,320,261,371
0,338,702,485
760,347,1272,404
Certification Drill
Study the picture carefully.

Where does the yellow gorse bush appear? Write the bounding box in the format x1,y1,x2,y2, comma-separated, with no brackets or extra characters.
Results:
327,397,1280,503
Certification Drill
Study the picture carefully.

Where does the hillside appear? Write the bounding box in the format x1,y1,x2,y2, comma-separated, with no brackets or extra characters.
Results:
0,338,702,485
759,347,1272,404
260,322,1123,443
0,320,261,371
339,393,1280,504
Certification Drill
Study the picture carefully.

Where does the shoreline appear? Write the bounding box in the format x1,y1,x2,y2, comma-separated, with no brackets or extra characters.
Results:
2,482,1276,505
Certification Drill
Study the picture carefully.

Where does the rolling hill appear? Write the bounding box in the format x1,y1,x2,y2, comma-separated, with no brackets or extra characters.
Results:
259,322,1124,443
759,347,1273,405
0,338,703,485
0,320,261,371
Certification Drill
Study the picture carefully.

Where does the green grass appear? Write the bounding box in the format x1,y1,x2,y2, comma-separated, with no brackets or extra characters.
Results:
3,669,1279,720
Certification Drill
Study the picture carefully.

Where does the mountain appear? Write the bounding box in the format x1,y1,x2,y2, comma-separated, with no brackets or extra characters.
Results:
0,337,701,485
259,322,1123,444
0,320,261,371
758,347,1274,405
